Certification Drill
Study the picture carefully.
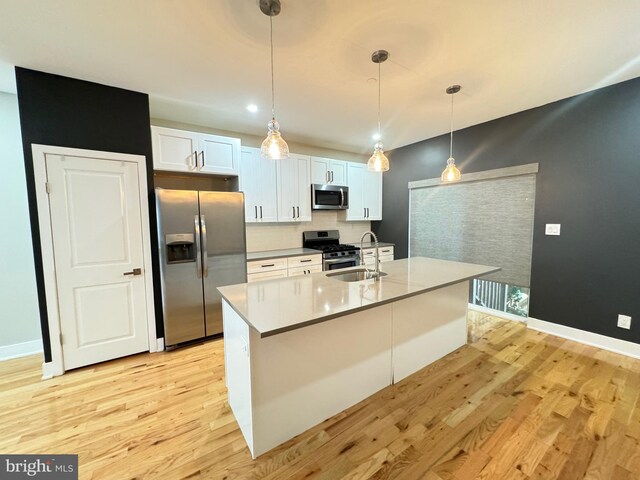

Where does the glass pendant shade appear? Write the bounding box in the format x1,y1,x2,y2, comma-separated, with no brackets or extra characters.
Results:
261,118,289,160
441,157,461,182
368,142,389,172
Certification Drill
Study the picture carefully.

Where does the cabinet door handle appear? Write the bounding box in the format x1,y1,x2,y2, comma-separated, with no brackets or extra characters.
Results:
260,206,263,219
331,171,334,183
292,206,295,218
326,170,329,183
261,264,275,268
193,151,198,169
296,206,300,218
201,150,205,167
300,259,312,263
364,207,366,218
254,205,258,219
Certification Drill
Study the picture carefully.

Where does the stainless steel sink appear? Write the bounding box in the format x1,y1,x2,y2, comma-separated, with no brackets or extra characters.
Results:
326,268,388,282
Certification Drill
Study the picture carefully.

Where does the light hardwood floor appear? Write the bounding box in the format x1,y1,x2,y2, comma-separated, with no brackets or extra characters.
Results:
2,312,640,479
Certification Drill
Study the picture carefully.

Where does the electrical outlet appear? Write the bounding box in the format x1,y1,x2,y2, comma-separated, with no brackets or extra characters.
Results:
617,314,632,330
545,224,561,236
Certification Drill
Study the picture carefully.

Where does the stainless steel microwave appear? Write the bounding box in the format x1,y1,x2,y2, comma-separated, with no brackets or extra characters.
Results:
311,184,349,210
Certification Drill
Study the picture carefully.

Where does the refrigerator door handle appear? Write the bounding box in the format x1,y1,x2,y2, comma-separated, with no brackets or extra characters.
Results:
200,214,208,277
194,215,202,278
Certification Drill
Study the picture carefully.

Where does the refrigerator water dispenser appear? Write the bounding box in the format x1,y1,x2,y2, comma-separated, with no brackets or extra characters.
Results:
165,233,195,264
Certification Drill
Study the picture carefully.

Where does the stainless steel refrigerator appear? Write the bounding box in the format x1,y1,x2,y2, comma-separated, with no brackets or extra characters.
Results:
156,188,247,347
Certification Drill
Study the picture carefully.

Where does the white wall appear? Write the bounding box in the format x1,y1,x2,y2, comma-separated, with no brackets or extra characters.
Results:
0,92,41,355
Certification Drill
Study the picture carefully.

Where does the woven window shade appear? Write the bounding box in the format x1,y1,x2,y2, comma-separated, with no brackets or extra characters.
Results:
409,165,537,287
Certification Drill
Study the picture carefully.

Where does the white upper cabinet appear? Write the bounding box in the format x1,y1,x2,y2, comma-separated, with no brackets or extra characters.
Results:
199,133,240,175
239,147,278,223
364,169,382,220
345,162,383,221
151,126,240,176
151,126,199,173
277,154,311,222
310,157,347,186
346,162,365,221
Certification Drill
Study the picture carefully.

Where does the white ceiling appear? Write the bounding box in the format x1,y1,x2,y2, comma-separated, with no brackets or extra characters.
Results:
1,0,639,153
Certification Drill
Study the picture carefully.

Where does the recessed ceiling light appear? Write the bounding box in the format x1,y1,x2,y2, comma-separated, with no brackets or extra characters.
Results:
247,104,258,113
372,132,381,141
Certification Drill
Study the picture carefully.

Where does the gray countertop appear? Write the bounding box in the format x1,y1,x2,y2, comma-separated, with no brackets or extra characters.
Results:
218,257,499,338
246,248,321,261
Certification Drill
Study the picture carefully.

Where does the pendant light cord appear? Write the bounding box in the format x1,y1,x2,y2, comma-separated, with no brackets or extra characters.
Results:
377,61,381,138
449,92,454,158
270,15,275,120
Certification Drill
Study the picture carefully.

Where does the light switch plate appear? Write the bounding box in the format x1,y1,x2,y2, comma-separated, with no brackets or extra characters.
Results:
545,224,561,236
618,314,632,330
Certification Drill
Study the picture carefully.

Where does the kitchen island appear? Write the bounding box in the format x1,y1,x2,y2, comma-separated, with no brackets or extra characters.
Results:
218,257,499,458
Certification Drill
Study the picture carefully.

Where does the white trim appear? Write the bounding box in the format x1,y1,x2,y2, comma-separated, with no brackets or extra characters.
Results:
527,317,640,360
408,163,539,189
156,337,165,351
468,303,527,323
0,340,43,361
32,144,157,378
41,361,61,380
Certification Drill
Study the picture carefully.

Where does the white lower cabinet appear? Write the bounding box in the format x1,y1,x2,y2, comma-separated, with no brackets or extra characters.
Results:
362,246,394,266
246,254,322,282
288,265,323,277
247,270,288,283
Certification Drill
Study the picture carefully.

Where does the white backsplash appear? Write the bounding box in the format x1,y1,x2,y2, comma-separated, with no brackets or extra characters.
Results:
246,211,372,252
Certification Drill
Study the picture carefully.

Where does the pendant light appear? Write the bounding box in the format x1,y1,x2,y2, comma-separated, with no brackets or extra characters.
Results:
259,0,289,160
441,85,462,182
368,50,390,172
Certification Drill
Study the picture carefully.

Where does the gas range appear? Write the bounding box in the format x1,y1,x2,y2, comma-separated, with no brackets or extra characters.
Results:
303,230,360,270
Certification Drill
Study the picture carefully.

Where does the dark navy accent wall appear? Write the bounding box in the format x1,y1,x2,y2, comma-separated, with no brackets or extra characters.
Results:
15,67,163,362
374,76,640,343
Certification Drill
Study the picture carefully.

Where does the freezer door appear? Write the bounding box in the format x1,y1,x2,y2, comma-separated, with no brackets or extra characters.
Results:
156,189,206,346
198,191,248,336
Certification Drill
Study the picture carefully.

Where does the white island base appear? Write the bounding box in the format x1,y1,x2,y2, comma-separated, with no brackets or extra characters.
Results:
223,281,469,458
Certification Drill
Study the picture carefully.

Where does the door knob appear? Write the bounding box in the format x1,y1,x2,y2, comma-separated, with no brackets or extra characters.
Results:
123,268,142,276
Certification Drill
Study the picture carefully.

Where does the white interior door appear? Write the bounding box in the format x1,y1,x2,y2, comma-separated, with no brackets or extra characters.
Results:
46,154,150,370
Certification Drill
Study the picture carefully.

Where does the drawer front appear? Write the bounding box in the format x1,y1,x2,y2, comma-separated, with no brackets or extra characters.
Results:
362,248,375,258
363,254,394,265
247,258,288,274
287,254,322,268
362,246,394,257
247,270,288,283
288,265,323,277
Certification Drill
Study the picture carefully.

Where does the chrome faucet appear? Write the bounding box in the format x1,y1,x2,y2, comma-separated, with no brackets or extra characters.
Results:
360,231,380,280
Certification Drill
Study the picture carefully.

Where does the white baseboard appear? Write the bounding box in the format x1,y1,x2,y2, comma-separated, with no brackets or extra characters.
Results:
468,303,527,323
0,339,43,362
527,317,640,360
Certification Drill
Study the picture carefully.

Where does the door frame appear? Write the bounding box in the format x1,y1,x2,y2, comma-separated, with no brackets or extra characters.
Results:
32,144,158,379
